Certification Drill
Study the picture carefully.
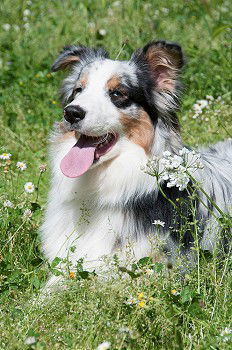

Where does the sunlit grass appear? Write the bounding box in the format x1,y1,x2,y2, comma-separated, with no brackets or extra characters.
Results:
0,0,231,349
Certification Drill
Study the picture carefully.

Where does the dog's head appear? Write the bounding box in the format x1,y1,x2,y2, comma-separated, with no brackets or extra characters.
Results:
52,41,184,177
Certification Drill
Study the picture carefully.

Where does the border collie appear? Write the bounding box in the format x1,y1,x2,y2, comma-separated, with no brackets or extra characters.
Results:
41,40,232,287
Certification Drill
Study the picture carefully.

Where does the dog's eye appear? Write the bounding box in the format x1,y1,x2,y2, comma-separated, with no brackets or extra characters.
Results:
73,87,82,95
68,87,82,103
110,90,124,98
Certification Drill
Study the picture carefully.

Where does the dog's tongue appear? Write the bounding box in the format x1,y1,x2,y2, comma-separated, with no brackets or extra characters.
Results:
60,135,97,178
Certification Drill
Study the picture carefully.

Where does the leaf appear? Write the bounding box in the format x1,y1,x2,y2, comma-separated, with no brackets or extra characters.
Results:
118,267,141,279
32,276,40,290
188,302,204,318
211,25,230,39
78,271,90,280
50,257,62,268
137,257,153,267
152,262,164,273
180,287,195,304
51,268,63,276
30,202,41,212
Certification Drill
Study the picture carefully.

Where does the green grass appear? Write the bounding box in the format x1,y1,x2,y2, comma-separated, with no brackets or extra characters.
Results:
0,0,231,349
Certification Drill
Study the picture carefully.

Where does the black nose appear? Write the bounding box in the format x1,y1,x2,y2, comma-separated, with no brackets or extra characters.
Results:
64,105,86,124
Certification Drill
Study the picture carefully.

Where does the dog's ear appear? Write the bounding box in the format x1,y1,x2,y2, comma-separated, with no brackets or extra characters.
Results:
132,40,185,93
51,45,109,72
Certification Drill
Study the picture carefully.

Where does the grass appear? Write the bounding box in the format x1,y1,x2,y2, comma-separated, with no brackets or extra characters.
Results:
0,0,231,349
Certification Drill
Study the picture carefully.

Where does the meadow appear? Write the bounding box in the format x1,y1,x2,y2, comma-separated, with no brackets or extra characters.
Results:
0,0,231,349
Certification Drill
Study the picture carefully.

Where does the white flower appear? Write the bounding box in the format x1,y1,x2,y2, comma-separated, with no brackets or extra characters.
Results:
99,29,106,36
2,24,11,31
171,155,183,168
0,153,12,160
24,336,36,345
113,1,121,6
23,209,32,219
13,25,20,31
23,9,31,16
97,341,111,350
125,297,137,305
23,23,30,30
179,147,190,156
193,103,202,112
16,161,27,171
206,95,214,101
24,182,35,193
152,220,165,227
220,327,232,342
196,99,208,109
161,7,169,14
3,200,14,208
167,171,190,191
119,327,130,333
145,269,154,276
163,150,171,157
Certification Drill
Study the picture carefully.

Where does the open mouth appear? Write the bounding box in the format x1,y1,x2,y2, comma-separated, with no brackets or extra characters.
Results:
60,133,118,178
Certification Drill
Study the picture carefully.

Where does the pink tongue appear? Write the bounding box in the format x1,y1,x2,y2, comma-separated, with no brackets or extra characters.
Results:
60,135,97,178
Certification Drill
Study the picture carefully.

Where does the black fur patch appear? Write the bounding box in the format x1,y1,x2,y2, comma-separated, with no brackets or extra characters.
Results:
126,184,207,252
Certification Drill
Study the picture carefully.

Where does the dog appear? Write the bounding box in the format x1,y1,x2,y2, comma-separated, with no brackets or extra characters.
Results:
41,40,232,288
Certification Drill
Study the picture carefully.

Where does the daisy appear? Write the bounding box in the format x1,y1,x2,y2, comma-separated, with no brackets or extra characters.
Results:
24,182,35,193
0,153,12,160
16,161,27,171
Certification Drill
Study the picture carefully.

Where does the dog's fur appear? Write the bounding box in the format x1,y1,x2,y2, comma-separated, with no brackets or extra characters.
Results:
41,40,232,286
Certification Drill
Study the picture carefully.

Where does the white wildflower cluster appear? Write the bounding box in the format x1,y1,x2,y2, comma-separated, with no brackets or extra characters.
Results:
192,95,226,121
23,209,32,219
220,327,232,342
146,148,203,191
192,97,212,120
23,4,32,30
3,200,14,208
2,23,20,32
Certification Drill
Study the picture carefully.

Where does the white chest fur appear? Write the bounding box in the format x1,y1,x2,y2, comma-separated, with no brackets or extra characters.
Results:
40,133,156,272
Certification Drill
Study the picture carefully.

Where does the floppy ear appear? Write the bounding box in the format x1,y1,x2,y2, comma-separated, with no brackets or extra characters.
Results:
133,40,185,93
51,45,109,72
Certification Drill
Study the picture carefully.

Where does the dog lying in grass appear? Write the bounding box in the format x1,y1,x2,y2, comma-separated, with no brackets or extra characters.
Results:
41,40,232,288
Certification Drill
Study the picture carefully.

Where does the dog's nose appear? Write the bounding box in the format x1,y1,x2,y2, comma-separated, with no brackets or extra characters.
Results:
64,105,86,124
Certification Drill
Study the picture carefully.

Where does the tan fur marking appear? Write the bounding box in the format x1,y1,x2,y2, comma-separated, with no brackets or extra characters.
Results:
55,122,77,143
106,75,121,91
57,131,76,143
58,56,80,70
80,72,88,87
120,111,154,154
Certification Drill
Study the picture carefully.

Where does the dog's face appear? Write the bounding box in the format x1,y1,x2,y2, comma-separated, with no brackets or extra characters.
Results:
52,41,184,177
